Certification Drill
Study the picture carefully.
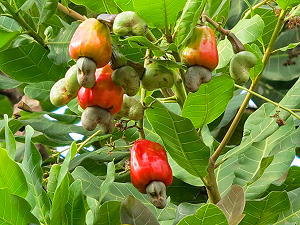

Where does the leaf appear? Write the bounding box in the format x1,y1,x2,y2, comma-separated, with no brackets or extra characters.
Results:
24,81,55,110
273,41,300,53
0,74,22,89
265,166,300,194
21,125,51,223
0,148,28,198
65,180,86,225
217,15,265,69
57,142,77,187
0,188,39,225
99,161,115,203
4,114,16,159
217,185,245,225
48,21,79,66
0,41,65,82
173,0,204,47
145,96,210,178
240,191,290,225
275,187,300,224
276,0,299,9
69,0,118,13
113,0,134,11
177,203,229,225
133,0,186,28
47,164,61,200
50,175,70,225
34,0,58,24
207,0,231,23
93,201,121,225
173,203,203,225
0,30,20,49
182,76,234,128
121,195,160,225
0,16,21,32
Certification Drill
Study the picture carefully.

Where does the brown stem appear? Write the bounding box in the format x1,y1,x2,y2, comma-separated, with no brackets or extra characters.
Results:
57,3,86,21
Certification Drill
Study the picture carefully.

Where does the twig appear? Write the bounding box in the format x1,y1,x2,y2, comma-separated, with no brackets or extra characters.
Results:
235,84,300,120
77,129,102,151
57,3,86,21
243,0,271,19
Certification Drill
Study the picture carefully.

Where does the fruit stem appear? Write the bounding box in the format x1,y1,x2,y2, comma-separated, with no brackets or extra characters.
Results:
204,8,288,204
138,88,147,139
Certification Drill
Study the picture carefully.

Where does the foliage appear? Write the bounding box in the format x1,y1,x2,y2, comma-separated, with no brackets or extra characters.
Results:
0,0,300,224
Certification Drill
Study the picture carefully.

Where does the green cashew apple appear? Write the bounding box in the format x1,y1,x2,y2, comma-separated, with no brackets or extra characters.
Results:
113,11,148,36
64,64,80,94
76,57,97,88
141,63,175,91
184,66,212,93
229,51,257,84
81,106,113,132
112,66,140,96
50,78,76,107
116,95,144,121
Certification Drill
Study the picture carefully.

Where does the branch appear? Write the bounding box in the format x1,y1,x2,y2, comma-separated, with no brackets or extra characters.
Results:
243,0,271,19
57,3,86,21
204,9,288,204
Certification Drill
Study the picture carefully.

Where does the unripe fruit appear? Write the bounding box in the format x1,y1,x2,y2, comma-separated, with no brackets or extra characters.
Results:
50,78,75,107
64,64,80,94
112,66,140,96
229,51,257,84
116,95,144,121
141,63,175,91
184,66,212,93
113,11,147,36
69,18,112,68
181,25,218,71
81,106,113,132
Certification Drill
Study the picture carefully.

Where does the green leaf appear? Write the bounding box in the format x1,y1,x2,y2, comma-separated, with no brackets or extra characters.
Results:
0,74,22,89
173,202,203,225
173,0,204,47
57,142,77,187
133,0,186,28
240,191,290,225
0,188,39,225
65,180,86,225
265,166,300,194
145,96,210,178
24,81,55,111
121,195,160,225
177,203,229,225
0,30,19,49
276,0,299,9
4,114,16,159
207,0,231,23
273,41,300,53
217,15,264,69
21,125,51,223
0,41,65,82
99,161,115,203
217,185,245,225
0,148,28,198
93,201,121,225
50,175,70,225
113,0,134,11
0,16,21,32
34,0,58,24
275,187,300,224
69,0,118,13
47,164,61,200
182,76,234,128
48,21,79,66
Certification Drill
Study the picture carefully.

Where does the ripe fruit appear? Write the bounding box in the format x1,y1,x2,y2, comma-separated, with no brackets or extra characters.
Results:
130,139,172,208
229,51,257,84
141,63,175,91
112,66,140,96
181,25,218,71
77,64,124,115
184,66,212,92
